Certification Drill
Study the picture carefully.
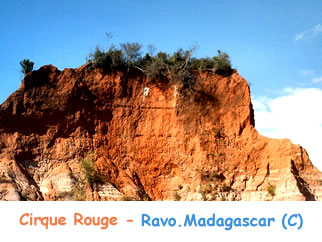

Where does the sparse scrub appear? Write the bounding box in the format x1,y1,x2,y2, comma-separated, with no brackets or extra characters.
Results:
121,195,135,201
266,183,276,197
21,191,30,200
140,194,151,201
173,191,181,201
121,42,143,65
71,185,87,201
55,191,71,200
144,57,167,82
201,189,207,201
81,153,102,187
214,128,224,139
86,45,126,71
221,183,231,192
211,192,218,201
57,170,87,201
200,183,213,201
86,36,234,89
213,50,232,75
200,169,220,182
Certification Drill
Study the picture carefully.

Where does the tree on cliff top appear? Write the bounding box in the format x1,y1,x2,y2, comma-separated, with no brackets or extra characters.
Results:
213,50,232,75
120,42,143,65
86,39,234,87
20,59,34,75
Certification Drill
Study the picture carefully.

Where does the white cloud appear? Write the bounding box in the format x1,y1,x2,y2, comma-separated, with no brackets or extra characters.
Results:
313,24,322,33
294,24,322,42
253,88,322,170
294,33,304,42
298,70,322,84
300,69,315,76
312,76,322,83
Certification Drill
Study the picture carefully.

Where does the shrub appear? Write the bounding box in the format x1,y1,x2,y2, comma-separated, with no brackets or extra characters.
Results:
106,45,125,69
173,191,181,201
156,51,169,63
120,42,142,65
66,170,87,201
81,153,102,186
199,58,215,69
213,50,232,75
136,53,152,68
266,183,276,197
20,59,34,75
86,46,110,68
201,190,207,201
144,58,167,82
200,170,220,182
143,48,196,85
190,57,215,70
169,48,186,65
86,38,235,87
71,185,87,201
121,195,135,201
168,48,195,86
221,183,230,192
21,191,30,200
214,128,224,139
87,45,125,71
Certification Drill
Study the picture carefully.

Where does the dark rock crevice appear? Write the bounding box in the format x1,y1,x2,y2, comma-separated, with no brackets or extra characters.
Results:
291,160,316,201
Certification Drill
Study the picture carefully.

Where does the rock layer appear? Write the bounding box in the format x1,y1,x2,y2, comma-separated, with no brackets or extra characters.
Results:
0,64,321,201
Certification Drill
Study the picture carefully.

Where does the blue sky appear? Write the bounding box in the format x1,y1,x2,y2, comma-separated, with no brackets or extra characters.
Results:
1,0,322,168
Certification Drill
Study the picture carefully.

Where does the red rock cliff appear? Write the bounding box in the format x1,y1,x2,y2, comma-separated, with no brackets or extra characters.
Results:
0,64,321,201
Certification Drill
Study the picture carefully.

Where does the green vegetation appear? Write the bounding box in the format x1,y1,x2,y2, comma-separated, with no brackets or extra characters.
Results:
20,59,34,75
121,195,136,201
200,183,213,201
213,50,232,75
197,167,233,201
71,184,87,201
221,183,231,192
21,191,30,201
56,153,102,201
86,45,125,71
173,191,182,201
56,186,87,201
53,153,103,201
56,170,87,201
200,169,220,182
214,128,224,139
121,42,143,65
266,183,276,197
81,153,102,187
86,38,233,88
221,196,227,201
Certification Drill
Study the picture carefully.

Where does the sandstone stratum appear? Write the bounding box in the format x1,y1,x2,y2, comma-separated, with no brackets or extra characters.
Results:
0,64,321,201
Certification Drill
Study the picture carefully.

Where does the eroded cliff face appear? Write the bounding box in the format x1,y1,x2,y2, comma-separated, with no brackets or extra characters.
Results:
0,64,321,201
